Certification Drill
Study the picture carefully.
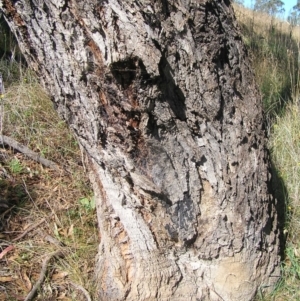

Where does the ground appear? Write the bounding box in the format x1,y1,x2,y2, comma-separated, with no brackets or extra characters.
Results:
0,74,98,301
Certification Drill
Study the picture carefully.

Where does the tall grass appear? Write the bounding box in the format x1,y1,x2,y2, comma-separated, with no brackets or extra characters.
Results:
234,5,300,120
234,4,300,300
0,16,25,84
267,102,300,301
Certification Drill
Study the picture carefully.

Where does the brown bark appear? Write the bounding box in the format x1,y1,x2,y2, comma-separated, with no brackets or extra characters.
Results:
1,0,281,300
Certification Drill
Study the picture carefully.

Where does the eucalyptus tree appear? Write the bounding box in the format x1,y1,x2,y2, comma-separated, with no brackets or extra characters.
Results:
233,0,245,6
288,1,300,26
254,0,285,16
0,1,282,300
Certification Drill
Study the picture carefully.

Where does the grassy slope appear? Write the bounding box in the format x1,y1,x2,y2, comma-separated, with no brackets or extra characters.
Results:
234,4,300,300
270,104,300,300
0,4,300,300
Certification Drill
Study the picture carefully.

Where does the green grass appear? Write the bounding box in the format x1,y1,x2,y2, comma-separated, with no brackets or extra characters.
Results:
8,158,24,174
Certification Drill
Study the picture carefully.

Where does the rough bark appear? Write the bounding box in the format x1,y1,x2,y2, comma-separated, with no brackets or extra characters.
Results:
1,0,281,300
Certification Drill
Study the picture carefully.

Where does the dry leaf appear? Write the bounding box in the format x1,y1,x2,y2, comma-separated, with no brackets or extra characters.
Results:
57,292,67,299
23,223,31,230
52,271,69,280
57,294,72,301
54,222,60,237
60,228,68,237
7,253,19,261
22,271,32,291
0,276,13,282
67,224,74,237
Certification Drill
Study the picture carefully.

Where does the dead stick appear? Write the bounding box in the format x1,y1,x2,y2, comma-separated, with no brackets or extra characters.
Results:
24,250,62,301
12,218,46,242
0,245,14,260
70,281,92,301
0,205,15,218
0,135,59,170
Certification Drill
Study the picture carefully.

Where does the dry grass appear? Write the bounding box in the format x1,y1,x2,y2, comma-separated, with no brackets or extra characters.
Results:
234,4,300,118
233,3,300,38
3,72,78,164
267,102,300,301
233,4,300,301
0,67,98,301
234,4,299,39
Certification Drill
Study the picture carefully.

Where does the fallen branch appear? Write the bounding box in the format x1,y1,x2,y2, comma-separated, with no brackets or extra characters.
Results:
0,135,59,170
70,281,92,301
12,218,46,242
24,250,62,301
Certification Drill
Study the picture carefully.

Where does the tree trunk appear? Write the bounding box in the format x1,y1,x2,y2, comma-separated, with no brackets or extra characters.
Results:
1,0,281,300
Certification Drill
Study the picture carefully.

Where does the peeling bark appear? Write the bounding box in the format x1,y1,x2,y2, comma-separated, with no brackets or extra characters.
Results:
1,1,281,300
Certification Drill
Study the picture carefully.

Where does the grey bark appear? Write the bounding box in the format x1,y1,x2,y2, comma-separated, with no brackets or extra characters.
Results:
0,0,281,300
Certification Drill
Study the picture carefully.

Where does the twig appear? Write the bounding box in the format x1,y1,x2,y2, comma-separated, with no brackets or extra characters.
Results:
0,74,5,141
24,250,62,301
0,135,59,170
22,178,39,210
0,245,14,260
12,218,46,242
0,205,15,218
70,281,92,301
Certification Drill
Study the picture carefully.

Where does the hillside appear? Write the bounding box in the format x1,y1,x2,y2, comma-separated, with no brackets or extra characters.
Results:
234,4,300,300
